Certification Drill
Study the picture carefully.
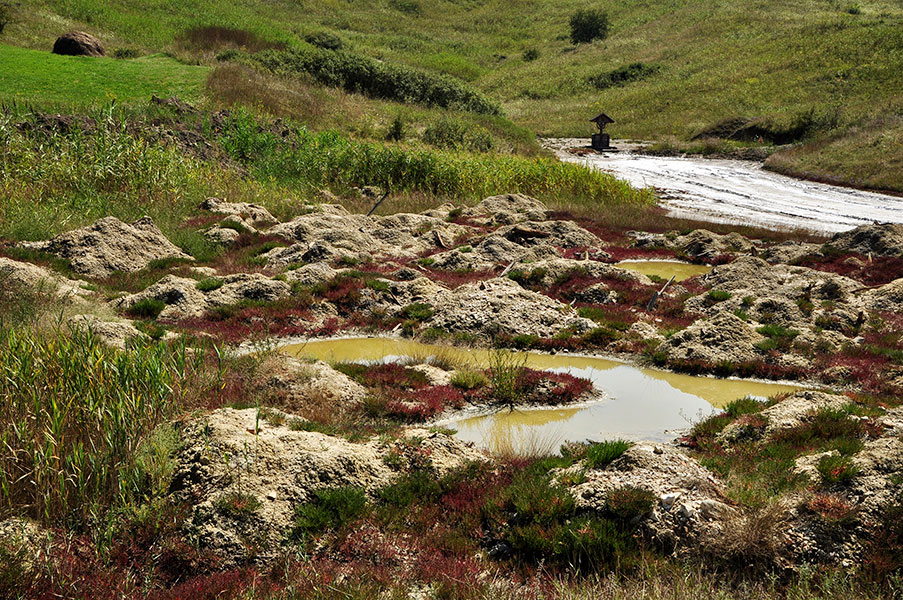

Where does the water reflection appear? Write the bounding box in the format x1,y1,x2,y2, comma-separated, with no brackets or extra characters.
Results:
283,337,802,450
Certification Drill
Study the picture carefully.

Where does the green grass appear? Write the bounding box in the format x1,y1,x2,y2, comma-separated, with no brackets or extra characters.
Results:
0,104,652,249
0,44,209,107
5,0,900,185
0,327,201,527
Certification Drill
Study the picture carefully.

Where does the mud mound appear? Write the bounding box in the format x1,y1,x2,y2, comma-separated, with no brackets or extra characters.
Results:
761,241,822,265
513,257,652,287
673,229,755,260
702,256,861,300
116,273,290,320
22,217,192,278
200,197,278,227
371,213,471,255
266,206,465,265
280,262,348,287
559,443,734,553
462,193,548,224
256,354,368,410
429,220,607,271
658,311,765,365
862,277,903,313
830,223,903,257
267,205,378,263
0,257,87,298
428,277,593,338
67,315,147,349
169,408,485,565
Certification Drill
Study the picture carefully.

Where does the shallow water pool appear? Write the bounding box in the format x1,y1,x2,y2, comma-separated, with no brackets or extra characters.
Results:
282,337,802,450
616,260,711,282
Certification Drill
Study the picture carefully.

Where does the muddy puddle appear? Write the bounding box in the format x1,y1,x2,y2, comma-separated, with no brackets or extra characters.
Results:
616,260,711,282
283,337,801,451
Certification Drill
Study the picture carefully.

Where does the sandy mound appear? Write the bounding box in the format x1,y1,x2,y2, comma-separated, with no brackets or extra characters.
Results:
657,311,765,365
0,257,87,298
22,217,192,278
830,223,903,257
428,277,594,338
169,408,486,565
558,443,735,553
116,273,291,320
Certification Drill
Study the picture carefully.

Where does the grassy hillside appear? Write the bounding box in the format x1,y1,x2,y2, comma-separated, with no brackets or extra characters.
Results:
0,45,209,106
3,0,901,189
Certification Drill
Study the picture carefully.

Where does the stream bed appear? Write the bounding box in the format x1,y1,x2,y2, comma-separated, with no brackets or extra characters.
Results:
282,338,802,452
549,141,903,233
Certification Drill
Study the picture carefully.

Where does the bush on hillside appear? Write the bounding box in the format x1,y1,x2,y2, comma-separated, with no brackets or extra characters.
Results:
588,62,660,89
570,9,609,44
305,30,343,50
253,47,502,116
390,0,422,14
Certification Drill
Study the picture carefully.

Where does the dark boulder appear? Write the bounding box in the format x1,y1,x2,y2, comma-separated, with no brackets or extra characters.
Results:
52,31,105,57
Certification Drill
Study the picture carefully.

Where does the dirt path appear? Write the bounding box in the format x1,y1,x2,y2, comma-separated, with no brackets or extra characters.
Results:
546,138,903,233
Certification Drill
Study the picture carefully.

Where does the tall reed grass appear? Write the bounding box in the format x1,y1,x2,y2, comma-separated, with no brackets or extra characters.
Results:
0,327,203,527
0,107,653,245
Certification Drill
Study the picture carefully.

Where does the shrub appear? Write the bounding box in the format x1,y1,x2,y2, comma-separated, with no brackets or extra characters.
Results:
377,470,441,508
724,396,765,417
510,334,540,349
292,486,368,540
0,328,198,527
112,47,140,59
582,325,619,346
487,347,527,407
588,62,660,90
214,491,261,519
817,454,859,484
253,48,502,116
126,298,167,319
557,514,635,571
523,48,539,61
389,0,422,14
0,4,9,34
688,412,732,443
707,289,732,302
806,492,858,524
181,26,284,53
422,117,493,152
304,31,343,50
386,115,405,142
401,302,434,321
755,324,800,351
196,277,224,292
605,485,656,520
585,439,633,469
216,48,239,61
569,9,610,44
450,369,488,390
862,501,903,581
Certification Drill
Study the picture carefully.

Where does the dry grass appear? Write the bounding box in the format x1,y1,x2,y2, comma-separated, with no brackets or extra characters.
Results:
207,63,542,155
176,26,285,60
207,64,374,135
765,116,903,194
701,501,790,570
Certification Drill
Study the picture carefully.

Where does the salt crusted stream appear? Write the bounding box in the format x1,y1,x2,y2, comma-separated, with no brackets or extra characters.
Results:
548,139,903,233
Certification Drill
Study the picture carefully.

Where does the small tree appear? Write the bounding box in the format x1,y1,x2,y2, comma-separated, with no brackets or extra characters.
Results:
569,9,609,44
